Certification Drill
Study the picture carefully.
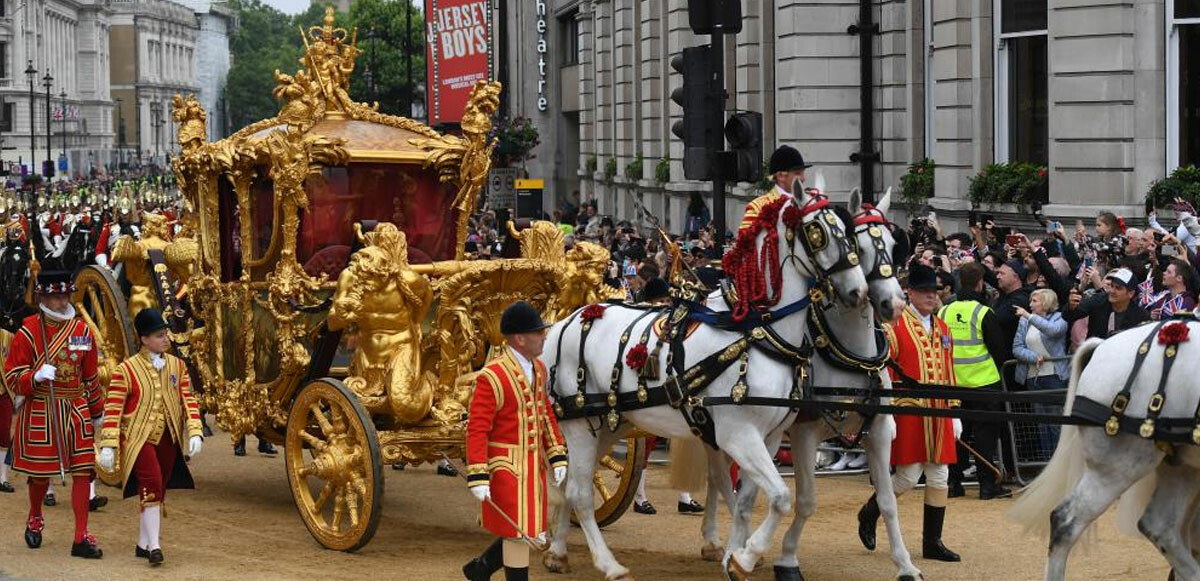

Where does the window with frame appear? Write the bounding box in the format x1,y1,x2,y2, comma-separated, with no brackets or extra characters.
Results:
560,12,580,66
1,103,13,132
1170,0,1200,169
996,0,1048,171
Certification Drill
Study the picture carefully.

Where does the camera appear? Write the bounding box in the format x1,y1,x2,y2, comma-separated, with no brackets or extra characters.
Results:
909,216,939,246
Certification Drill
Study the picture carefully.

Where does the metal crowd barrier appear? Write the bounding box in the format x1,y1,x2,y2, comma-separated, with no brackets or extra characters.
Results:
999,357,1072,486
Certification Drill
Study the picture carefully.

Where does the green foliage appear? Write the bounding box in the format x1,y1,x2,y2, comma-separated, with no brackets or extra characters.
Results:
224,0,425,134
654,157,670,183
604,158,618,184
491,116,540,168
967,162,1048,210
585,155,598,175
757,158,773,191
1146,165,1200,209
899,158,935,214
625,155,644,181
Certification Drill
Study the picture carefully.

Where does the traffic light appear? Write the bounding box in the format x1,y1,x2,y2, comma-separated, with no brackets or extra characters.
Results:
687,0,743,34
719,112,762,183
670,45,717,181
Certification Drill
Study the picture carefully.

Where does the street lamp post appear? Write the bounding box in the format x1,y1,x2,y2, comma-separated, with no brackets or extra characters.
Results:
24,61,35,177
150,101,163,172
115,97,125,172
59,89,66,176
41,70,52,178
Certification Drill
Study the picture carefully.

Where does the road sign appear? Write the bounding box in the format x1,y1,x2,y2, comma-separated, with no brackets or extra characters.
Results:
488,168,518,210
515,178,544,219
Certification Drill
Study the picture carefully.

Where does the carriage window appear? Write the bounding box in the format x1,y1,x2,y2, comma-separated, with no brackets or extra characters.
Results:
249,176,280,279
218,177,241,282
297,163,460,279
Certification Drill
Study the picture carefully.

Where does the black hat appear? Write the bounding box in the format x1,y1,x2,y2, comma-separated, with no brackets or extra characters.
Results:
768,145,812,174
1003,259,1028,281
135,308,170,337
906,264,939,290
35,270,75,295
643,278,670,301
500,301,550,335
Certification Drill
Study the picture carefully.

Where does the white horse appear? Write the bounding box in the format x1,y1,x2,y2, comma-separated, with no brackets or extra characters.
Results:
722,189,922,581
543,182,870,580
1007,318,1200,580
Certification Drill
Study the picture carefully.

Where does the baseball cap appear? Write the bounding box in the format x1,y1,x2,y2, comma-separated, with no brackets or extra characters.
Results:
1105,267,1135,289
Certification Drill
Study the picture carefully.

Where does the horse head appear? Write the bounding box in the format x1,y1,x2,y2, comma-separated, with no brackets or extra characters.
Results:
848,187,905,323
787,174,869,309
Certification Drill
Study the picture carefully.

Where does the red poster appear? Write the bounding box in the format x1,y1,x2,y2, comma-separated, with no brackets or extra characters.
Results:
425,0,492,126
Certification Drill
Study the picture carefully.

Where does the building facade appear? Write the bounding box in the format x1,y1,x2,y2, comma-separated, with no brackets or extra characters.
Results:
0,0,114,178
506,0,1191,234
181,0,235,141
109,0,200,170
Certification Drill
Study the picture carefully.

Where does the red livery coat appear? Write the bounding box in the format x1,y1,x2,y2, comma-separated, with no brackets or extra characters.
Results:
466,348,568,538
98,351,204,501
2,313,102,476
884,306,958,466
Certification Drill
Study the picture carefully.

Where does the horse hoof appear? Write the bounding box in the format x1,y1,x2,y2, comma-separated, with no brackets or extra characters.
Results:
726,556,751,581
898,574,922,581
773,565,805,581
542,552,570,574
606,572,634,581
701,543,724,562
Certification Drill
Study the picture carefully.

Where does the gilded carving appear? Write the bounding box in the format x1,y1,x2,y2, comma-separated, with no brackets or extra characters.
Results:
329,223,435,426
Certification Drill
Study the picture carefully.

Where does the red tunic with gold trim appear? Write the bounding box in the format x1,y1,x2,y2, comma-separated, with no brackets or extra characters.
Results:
98,351,203,502
884,306,958,466
2,313,102,476
466,348,568,539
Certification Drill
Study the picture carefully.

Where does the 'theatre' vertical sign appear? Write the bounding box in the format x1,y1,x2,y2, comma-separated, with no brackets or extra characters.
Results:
425,0,492,126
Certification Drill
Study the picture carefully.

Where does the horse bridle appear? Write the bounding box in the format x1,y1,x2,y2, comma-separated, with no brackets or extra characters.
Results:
851,204,896,283
785,192,861,292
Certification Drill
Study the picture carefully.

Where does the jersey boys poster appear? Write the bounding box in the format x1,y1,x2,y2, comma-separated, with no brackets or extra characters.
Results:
425,0,492,125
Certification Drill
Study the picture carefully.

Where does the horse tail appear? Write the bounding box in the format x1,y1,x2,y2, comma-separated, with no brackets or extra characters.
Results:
669,438,708,495
1006,337,1103,536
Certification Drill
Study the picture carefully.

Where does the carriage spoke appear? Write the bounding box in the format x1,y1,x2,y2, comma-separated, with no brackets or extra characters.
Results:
593,473,613,502
310,404,335,436
300,431,327,452
331,489,346,531
312,481,334,512
345,487,361,528
600,455,623,474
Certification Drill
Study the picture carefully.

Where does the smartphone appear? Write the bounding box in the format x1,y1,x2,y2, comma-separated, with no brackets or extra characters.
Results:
1006,234,1023,247
1046,221,1061,234
1163,244,1179,257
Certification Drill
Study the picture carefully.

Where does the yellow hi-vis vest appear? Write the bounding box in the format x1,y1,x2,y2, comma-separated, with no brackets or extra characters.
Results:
938,300,1001,387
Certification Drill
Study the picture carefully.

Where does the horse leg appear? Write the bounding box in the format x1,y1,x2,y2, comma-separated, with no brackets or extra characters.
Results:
722,432,792,578
1046,433,1161,581
1137,464,1200,580
772,421,820,580
555,422,632,580
701,447,733,562
545,420,586,574
866,414,921,581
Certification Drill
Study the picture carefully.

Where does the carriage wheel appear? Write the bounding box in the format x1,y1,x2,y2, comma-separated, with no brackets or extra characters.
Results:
572,436,646,528
73,266,135,488
285,378,383,552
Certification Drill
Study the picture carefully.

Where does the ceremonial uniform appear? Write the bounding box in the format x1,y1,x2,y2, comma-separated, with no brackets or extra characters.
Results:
463,301,567,581
885,305,959,467
2,271,105,557
97,308,203,566
466,347,568,539
4,313,102,477
97,349,202,506
740,145,811,233
858,265,961,563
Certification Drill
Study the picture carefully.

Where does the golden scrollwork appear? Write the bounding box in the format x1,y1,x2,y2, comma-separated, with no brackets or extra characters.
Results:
172,94,207,156
329,223,435,426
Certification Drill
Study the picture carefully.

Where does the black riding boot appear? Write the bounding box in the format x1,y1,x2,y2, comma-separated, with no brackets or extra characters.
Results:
922,504,961,562
503,567,528,581
857,495,880,551
462,538,503,581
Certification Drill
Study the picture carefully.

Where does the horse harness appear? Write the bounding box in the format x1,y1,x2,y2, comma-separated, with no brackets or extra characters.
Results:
549,193,873,450
1070,318,1200,454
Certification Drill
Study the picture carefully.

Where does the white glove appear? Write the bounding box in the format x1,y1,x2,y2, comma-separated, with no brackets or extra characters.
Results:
95,254,108,268
471,485,491,503
92,417,102,431
188,436,203,458
952,418,963,440
98,447,116,471
535,532,548,545
33,364,56,384
12,395,24,411
553,465,567,487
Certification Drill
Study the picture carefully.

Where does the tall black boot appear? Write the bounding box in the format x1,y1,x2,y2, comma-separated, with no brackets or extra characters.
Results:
462,538,503,581
503,567,528,581
857,495,880,551
922,504,961,562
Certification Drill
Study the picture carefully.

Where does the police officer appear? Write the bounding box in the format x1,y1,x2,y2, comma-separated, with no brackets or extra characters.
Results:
939,262,1011,500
